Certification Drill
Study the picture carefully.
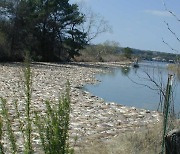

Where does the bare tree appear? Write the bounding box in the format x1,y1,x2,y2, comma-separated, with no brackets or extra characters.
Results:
145,2,180,153
161,0,180,115
76,2,112,43
83,10,112,43
161,0,180,55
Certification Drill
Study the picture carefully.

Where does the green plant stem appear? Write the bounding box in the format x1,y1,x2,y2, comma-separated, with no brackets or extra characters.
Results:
0,98,17,154
0,116,4,154
34,81,72,154
24,52,32,154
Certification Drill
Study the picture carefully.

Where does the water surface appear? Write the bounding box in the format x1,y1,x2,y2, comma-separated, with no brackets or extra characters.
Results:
84,61,180,114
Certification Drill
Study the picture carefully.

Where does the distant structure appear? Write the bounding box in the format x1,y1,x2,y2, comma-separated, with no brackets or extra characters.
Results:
133,58,139,68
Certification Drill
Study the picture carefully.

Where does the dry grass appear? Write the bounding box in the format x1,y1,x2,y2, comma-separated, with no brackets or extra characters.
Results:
75,120,180,154
75,126,162,154
167,64,180,80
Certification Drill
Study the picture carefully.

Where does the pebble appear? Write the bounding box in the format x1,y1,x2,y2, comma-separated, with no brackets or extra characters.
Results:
0,62,162,153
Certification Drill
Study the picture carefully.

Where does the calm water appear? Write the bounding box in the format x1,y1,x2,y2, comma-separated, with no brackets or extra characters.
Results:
84,61,180,114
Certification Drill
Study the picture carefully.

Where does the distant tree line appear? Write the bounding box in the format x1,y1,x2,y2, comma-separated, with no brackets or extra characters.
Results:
132,48,180,62
78,42,180,62
0,0,88,62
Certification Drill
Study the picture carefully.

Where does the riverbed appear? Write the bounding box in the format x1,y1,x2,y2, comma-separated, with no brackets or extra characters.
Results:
0,62,162,153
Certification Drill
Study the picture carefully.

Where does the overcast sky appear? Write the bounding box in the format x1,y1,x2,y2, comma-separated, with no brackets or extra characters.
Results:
70,0,180,53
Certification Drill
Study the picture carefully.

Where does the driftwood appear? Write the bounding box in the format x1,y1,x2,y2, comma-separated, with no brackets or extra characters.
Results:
165,129,180,154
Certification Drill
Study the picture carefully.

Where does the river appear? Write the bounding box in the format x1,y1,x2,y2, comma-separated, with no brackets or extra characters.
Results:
84,61,180,115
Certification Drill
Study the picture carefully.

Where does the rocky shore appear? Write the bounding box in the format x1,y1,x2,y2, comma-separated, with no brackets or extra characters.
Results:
0,62,162,152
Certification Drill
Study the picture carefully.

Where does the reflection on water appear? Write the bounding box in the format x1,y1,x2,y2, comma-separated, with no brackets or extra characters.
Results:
84,61,180,114
177,72,180,81
120,66,131,76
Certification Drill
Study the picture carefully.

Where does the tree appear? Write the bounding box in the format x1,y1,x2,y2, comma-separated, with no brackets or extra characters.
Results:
78,41,121,62
75,2,111,44
123,47,133,59
0,0,87,61
83,10,111,43
31,0,87,61
0,31,10,61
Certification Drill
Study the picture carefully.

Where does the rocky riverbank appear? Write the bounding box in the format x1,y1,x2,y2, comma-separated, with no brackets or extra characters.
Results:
0,62,162,153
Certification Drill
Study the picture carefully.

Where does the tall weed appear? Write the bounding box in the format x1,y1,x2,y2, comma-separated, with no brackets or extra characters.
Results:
34,82,72,154
0,53,72,153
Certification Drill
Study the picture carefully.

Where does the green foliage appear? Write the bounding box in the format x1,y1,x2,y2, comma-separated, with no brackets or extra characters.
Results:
24,52,33,154
0,92,72,154
123,47,133,59
0,0,87,61
35,83,72,154
0,57,72,153
0,31,10,61
0,116,4,154
0,98,17,154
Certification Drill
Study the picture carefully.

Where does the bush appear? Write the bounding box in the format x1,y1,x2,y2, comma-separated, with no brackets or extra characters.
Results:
34,84,72,154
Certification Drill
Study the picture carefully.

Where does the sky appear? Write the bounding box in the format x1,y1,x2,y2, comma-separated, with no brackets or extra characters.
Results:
70,0,180,53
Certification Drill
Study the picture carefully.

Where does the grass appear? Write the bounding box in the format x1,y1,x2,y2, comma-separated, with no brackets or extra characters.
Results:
167,64,180,80
75,126,162,154
75,120,180,154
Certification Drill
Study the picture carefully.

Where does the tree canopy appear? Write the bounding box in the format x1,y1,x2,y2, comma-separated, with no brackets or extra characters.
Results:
123,47,133,59
0,0,87,61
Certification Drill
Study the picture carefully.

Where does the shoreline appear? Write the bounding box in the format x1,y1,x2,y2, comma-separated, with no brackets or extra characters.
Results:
68,62,162,142
0,62,162,152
